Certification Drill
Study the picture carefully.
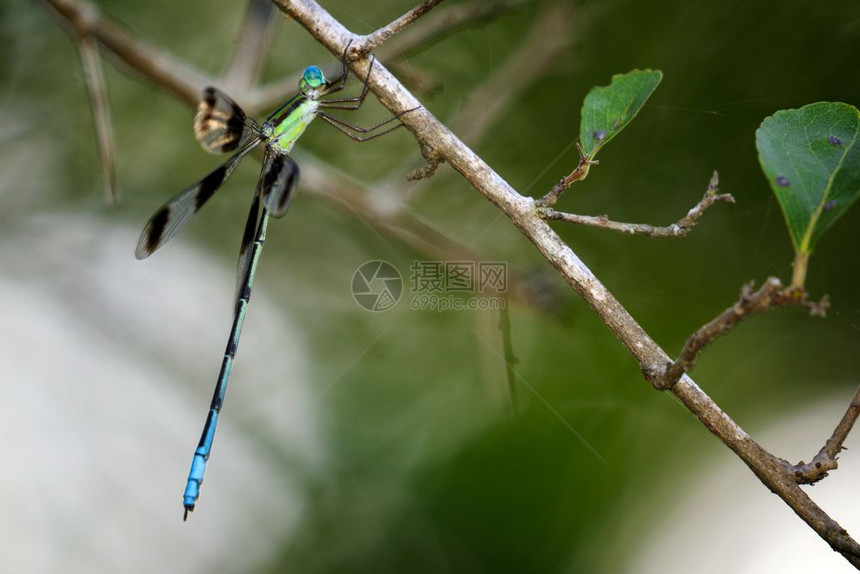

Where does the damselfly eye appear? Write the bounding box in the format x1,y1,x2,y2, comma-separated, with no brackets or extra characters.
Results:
302,66,326,88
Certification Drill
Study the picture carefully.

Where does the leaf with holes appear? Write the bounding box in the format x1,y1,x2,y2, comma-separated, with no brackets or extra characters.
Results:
579,69,662,159
756,102,860,256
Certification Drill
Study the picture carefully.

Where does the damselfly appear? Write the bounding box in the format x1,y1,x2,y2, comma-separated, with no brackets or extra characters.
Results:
136,48,411,520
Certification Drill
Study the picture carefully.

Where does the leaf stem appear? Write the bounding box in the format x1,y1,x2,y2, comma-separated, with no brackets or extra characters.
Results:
791,250,810,289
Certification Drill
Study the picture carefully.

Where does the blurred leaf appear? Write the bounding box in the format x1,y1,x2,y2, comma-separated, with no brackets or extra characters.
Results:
579,69,662,159
756,102,860,255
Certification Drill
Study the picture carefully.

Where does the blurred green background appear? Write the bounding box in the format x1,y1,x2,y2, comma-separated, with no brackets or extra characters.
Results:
3,0,860,572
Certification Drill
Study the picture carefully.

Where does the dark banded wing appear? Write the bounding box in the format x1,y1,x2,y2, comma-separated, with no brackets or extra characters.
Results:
135,142,259,260
194,87,262,154
232,150,299,307
261,151,300,218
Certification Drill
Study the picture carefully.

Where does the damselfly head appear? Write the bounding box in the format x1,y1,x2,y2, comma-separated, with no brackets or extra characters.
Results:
299,66,327,95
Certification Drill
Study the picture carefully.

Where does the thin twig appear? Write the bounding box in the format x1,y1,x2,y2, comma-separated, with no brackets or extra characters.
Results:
40,0,494,286
251,0,452,109
222,0,279,94
406,1,578,190
37,0,510,280
76,34,118,206
39,0,212,105
657,277,783,389
655,278,830,390
247,71,304,113
251,0,525,111
383,0,527,57
448,0,574,144
535,142,599,207
789,385,860,484
294,150,474,260
383,0,528,95
498,301,519,414
406,142,444,180
293,150,557,309
359,0,447,54
540,170,734,236
273,1,860,565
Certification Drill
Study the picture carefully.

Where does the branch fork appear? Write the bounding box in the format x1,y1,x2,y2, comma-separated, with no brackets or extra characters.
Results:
656,277,830,391
787,386,860,484
539,169,734,238
535,142,597,208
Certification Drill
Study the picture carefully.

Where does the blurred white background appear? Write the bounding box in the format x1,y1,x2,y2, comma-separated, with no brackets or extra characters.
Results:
0,213,323,573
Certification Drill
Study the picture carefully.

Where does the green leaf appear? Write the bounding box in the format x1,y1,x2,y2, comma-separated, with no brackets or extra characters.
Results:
756,102,860,255
579,69,662,159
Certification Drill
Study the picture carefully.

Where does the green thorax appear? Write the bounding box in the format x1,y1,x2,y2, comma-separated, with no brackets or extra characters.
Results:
266,97,320,153
263,65,328,154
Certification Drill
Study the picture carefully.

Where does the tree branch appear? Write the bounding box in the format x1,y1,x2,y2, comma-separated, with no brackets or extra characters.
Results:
540,171,733,237
400,1,579,198
36,0,506,280
498,301,519,414
358,0,447,54
284,151,554,309
222,0,279,94
447,0,574,145
382,0,527,58
76,34,118,206
273,0,860,565
535,142,598,206
789,385,860,484
655,277,829,391
39,0,212,106
250,0,524,111
37,0,860,565
381,0,528,96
